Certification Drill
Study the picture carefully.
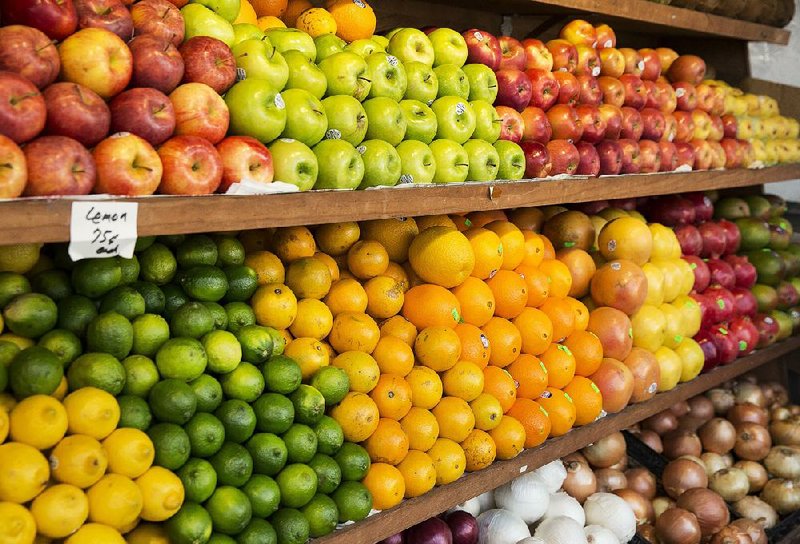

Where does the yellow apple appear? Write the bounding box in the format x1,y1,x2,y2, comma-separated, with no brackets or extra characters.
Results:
58,28,132,99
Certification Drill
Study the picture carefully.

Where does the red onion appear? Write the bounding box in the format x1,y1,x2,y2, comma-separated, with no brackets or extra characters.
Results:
662,430,703,459
698,418,737,454
730,518,768,544
626,467,657,499
687,395,715,422
734,461,768,493
676,488,730,538
655,507,701,544
595,468,627,493
444,511,478,544
638,430,663,453
406,517,453,544
615,488,655,525
671,400,691,418
562,459,596,503
380,534,405,544
583,432,627,468
663,458,708,499
643,410,679,435
734,423,772,461
727,403,768,427
707,388,736,415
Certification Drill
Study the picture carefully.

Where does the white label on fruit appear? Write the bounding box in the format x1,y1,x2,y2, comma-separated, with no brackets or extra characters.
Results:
325,129,342,140
540,390,552,399
399,174,413,184
668,133,675,142
455,102,466,115
592,66,601,77
519,465,528,473
427,99,434,107
354,0,366,7
274,93,285,110
603,40,613,48
611,261,621,270
69,202,138,261
474,31,484,41
356,145,367,154
607,239,617,252
236,67,247,81
387,55,399,67
280,138,296,143
675,88,686,98
637,60,645,72
648,382,658,394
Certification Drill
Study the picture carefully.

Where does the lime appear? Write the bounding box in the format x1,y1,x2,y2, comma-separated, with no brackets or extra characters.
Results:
165,502,213,544
67,352,126,395
202,330,242,374
0,272,31,308
118,255,140,285
185,412,226,458
206,485,252,535
237,519,277,544
130,282,166,315
262,356,302,395
252,393,294,435
158,234,186,248
242,474,281,518
308,453,342,495
31,269,72,301
122,355,160,397
334,442,371,481
220,362,264,402
190,374,223,413
57,295,97,337
177,458,218,503
224,302,256,335
236,325,274,364
271,508,310,544
313,416,344,456
302,493,339,538
71,258,122,298
214,236,246,267
131,314,170,357
282,424,317,464
99,286,146,319
246,432,288,476
156,337,208,381
268,329,286,357
332,481,372,522
276,463,317,509
37,329,82,366
178,235,219,268
117,394,152,431
180,266,229,303
0,340,19,367
209,534,236,544
203,302,228,330
171,302,216,339
86,311,133,360
210,442,254,487
8,346,63,397
149,379,197,424
162,284,189,319
148,422,192,470
223,266,258,303
309,366,350,407
3,293,57,338
0,359,6,391
135,236,156,252
139,244,177,286
214,399,257,443
290,385,326,426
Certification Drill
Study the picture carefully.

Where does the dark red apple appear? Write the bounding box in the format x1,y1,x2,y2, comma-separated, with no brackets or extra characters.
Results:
673,82,698,111
495,69,532,112
546,139,579,175
646,195,696,226
0,71,46,144
463,29,502,71
681,192,713,223
575,141,600,176
598,104,622,140
620,74,646,110
179,36,237,95
638,139,661,173
23,136,96,195
546,39,578,73
658,141,677,172
130,0,184,46
667,55,706,85
520,106,552,144
694,328,719,372
753,313,780,348
526,68,559,110
129,34,185,95
729,316,758,355
707,258,736,289
1,0,78,41
498,36,527,71
698,221,727,258
674,141,696,169
43,82,110,147
519,141,552,179
109,88,176,146
553,71,579,106
576,104,606,144
710,325,739,365
619,138,641,174
717,219,741,255
74,0,133,40
730,287,758,318
640,108,665,141
723,255,756,289
546,104,582,142
597,139,623,175
0,25,60,89
676,224,704,256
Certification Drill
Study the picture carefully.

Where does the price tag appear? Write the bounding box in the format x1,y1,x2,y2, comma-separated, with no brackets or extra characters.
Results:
69,201,138,261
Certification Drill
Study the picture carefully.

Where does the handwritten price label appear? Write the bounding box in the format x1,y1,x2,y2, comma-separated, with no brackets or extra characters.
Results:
69,202,139,261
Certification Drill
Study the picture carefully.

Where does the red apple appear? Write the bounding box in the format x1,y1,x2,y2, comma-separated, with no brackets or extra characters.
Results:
110,87,176,146
620,74,646,110
74,0,133,40
23,136,96,195
546,139,579,175
496,105,524,143
643,80,659,110
597,76,625,107
740,140,755,168
43,82,110,147
519,141,552,178
495,69,532,112
708,141,725,169
729,316,758,355
179,36,237,95
129,34,184,95
694,328,719,371
577,75,602,105
575,45,600,77
667,55,706,85
640,108,665,141
675,224,703,255
753,313,780,348
694,82,716,113
698,220,727,257
619,48,644,76
1,0,78,41
522,39,553,72
547,104,582,142
730,288,758,319
546,39,578,73
710,325,738,365
658,141,677,171
597,139,623,175
691,109,711,140
684,192,713,222
216,135,274,192
598,104,623,140
654,80,677,113
673,82,698,111
619,138,641,174
674,141,696,169
170,82,229,145
498,36,527,71
595,24,617,49
620,106,643,140
0,72,46,144
526,68,559,110
598,48,625,78
520,106,552,144
638,139,661,173
684,255,710,292
662,113,677,142
0,135,27,198
691,139,713,170
656,47,679,73
130,0,184,46
708,115,724,142
673,111,695,143
575,141,600,176
560,19,597,47
718,219,741,255
92,133,162,195
638,48,662,81
463,29,501,71
553,71,579,105
0,25,60,89
721,114,738,139
709,87,726,117
576,104,606,143
158,135,223,195
724,255,756,288
720,139,743,168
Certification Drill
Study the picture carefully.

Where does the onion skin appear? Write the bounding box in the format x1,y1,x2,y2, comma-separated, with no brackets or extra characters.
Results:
734,382,767,408
662,430,703,460
638,524,656,542
655,507,702,544
733,496,779,529
406,517,453,544
608,456,628,471
643,410,679,435
676,487,730,538
709,467,750,502
770,406,792,422
687,395,715,423
708,388,736,415
699,418,737,454
595,468,627,493
444,511,478,544
761,382,789,409
663,458,708,499
676,416,706,433
562,459,596,504
671,400,691,418
769,416,800,446
734,423,772,461
764,446,800,479
653,496,675,520
701,453,730,476
734,461,769,493
709,525,753,544
614,488,655,525
564,451,589,465
583,432,627,468
730,518,768,544
626,468,657,500
728,403,769,427
638,430,664,453
760,478,800,515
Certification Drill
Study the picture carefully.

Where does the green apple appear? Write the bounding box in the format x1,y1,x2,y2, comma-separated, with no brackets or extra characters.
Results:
314,33,346,62
388,28,435,67
428,28,468,68
231,38,289,90
318,51,371,102
404,61,438,105
471,100,501,143
225,79,287,143
494,140,525,180
430,139,468,183
363,97,406,146
313,140,365,190
181,4,235,46
280,88,328,147
321,95,368,145
385,28,403,41
399,99,437,144
269,138,319,191
397,140,436,184
232,23,264,45
345,38,385,58
431,96,475,144
358,140,401,188
189,0,240,22
463,64,498,103
366,52,407,101
372,35,389,49
284,50,327,99
264,28,317,62
463,139,499,182
434,64,469,100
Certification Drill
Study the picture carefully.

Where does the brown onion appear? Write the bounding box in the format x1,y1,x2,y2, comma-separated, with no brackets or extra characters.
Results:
643,410,679,435
655,507,701,544
709,525,752,544
761,382,789,408
734,382,767,407
734,423,772,461
563,451,589,465
699,418,737,454
770,406,792,422
676,416,706,433
687,395,715,422
733,496,779,529
676,488,730,537
562,459,596,503
609,455,628,471
582,431,626,468
701,452,730,476
769,416,800,446
671,400,691,417
792,406,800,416
761,478,800,515
721,453,734,467
662,430,703,460
730,519,768,544
734,461,769,493
639,430,664,453
708,388,736,415
764,446,800,478
653,496,676,519
595,468,627,493
709,467,750,502
663,458,708,499
728,403,769,427
638,524,656,542
615,488,654,525
626,467,657,499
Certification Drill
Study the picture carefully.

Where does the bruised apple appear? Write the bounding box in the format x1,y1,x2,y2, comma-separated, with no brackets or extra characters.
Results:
587,306,633,360
590,358,634,413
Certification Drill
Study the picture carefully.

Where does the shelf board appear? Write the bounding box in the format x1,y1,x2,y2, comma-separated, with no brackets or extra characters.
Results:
315,335,800,544
2,165,799,246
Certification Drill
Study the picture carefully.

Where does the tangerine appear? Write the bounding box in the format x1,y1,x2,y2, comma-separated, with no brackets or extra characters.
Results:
489,415,526,460
370,374,412,420
562,376,603,426
513,307,553,356
487,270,528,319
540,343,576,389
538,387,576,437
402,284,461,329
454,323,491,368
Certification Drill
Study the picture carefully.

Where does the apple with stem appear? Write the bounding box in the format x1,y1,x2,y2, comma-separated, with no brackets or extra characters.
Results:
599,48,625,78
130,0,184,45
620,48,643,76
364,97,407,147
576,104,606,144
495,106,523,143
598,104,623,140
366,52,408,102
494,140,525,180
170,82,229,144
23,135,96,195
659,141,677,172
44,82,110,147
620,74,646,110
526,68,559,110
498,36,527,71
58,27,132,99
560,19,597,47
431,97,475,145
110,87,176,146
129,34,184,95
280,88,328,147
619,138,641,174
216,135,273,191
92,133,162,195
179,36,236,94
575,141,600,176
547,104,582,142
318,51,371,102
495,69,532,112
577,74,602,105
428,28,469,68
232,38,290,93
638,139,661,173
0,71,46,144
314,33,346,62
358,139,402,188
520,141,552,178
322,95,368,146
404,61,438,105
597,139,623,175
638,48,662,81
1,0,78,41
546,39,577,73
0,135,27,198
521,106,552,144
463,139,500,182
547,139,579,175
434,64,469,100
225,79,287,143
400,99,437,144
284,50,328,100
158,135,223,194
471,100,501,144
74,0,133,40
462,29,501,71
388,28,435,67
553,71,579,106
598,76,625,108
268,138,317,191
430,139,469,183
0,25,60,89
575,45,600,77
640,108,665,141
313,139,365,190
396,140,436,184
462,63,497,104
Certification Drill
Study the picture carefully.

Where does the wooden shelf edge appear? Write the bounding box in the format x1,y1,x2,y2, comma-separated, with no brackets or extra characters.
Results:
1,165,799,246
315,336,800,544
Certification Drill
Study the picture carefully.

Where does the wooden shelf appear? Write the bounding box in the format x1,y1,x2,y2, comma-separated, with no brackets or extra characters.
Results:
315,335,800,544
2,165,799,246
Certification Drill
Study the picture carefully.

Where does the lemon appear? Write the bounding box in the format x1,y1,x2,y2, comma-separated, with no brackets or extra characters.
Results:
63,387,120,440
87,474,143,530
52,376,69,401
64,523,125,544
0,244,42,274
102,428,155,479
30,483,89,538
0,501,36,544
0,410,7,443
125,522,171,543
0,442,49,503
135,466,185,522
9,394,68,450
50,434,108,489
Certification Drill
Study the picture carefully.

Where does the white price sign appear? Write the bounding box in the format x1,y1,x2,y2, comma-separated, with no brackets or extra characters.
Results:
68,201,139,261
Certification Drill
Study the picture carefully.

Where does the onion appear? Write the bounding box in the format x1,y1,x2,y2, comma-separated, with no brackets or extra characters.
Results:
728,403,768,427
614,488,654,525
625,467,657,499
608,455,628,471
721,453,734,467
534,516,587,544
582,432,626,468
477,509,530,544
655,507,701,544
493,473,549,524
444,511,478,544
708,388,736,415
379,533,404,544
709,525,752,544
709,468,750,502
638,430,663,453
793,406,800,416
585,525,619,544
542,492,585,526
760,478,800,515
769,416,800,446
701,453,730,476
637,524,656,542
729,519,768,544
562,459,597,503
734,461,769,493
663,458,708,499
405,517,452,544
762,382,789,408
584,492,637,543
653,496,676,519
564,451,589,464
698,418,737,454
671,400,691,417
676,416,706,433
764,446,800,478
734,382,767,407
595,468,627,493
642,410,679,435
734,423,772,461
676,488,730,537
663,430,703,459
770,406,792,422
532,459,567,493
733,496,778,529
687,395,715,422
450,497,481,517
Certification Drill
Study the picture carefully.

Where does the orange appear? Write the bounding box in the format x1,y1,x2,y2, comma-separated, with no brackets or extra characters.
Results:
481,317,521,368
507,398,551,448
315,222,360,256
330,392,380,442
487,270,528,319
441,361,484,402
363,418,409,465
383,262,410,293
538,259,572,299
539,297,575,342
327,0,377,43
515,264,550,307
563,330,604,377
244,251,285,285
566,296,590,331
461,429,496,472
370,374,412,420
400,408,439,452
557,248,596,298
451,277,495,327
408,226,475,288
314,251,340,282
396,450,436,498
406,366,443,410
482,366,516,413
484,221,525,270
414,327,461,372
239,229,272,253
401,261,424,290
467,210,507,228
540,343,576,388
251,0,287,17
489,415,526,460
285,256,332,299
251,283,298,329
506,354,548,400
432,397,475,443
416,214,457,231
454,323,490,368
324,279,368,316
328,312,380,354
332,350,380,393
284,337,330,379
282,0,313,25
362,463,405,510
402,284,461,329
372,336,414,376
363,276,404,320
256,15,286,29
379,316,417,347
520,231,546,268
272,225,316,262
541,235,556,260
513,307,553,356
538,387,576,437
360,218,419,263
464,228,504,280
563,376,603,426
347,240,389,280
508,207,545,232
295,7,337,37
450,214,471,231
426,438,466,485
470,393,503,431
